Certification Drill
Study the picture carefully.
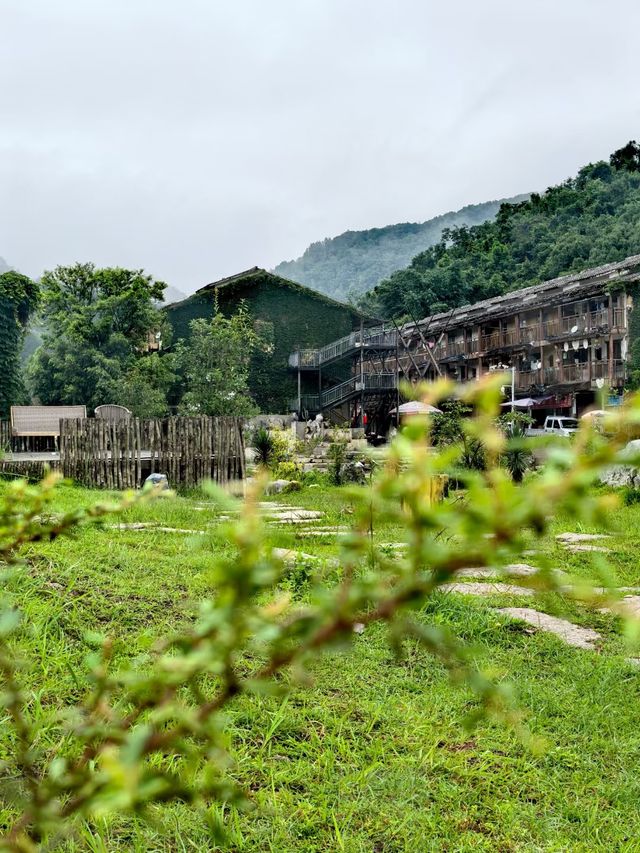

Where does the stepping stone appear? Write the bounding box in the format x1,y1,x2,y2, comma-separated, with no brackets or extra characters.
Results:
295,530,349,538
556,532,610,543
495,607,601,650
620,596,640,616
505,563,540,576
599,595,640,618
107,523,205,535
455,564,538,579
272,548,318,563
441,582,534,597
561,544,611,553
156,527,206,534
265,510,324,521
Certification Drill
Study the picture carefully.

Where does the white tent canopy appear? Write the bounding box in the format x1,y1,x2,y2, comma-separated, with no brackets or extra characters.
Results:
499,398,538,408
580,409,616,420
390,401,442,415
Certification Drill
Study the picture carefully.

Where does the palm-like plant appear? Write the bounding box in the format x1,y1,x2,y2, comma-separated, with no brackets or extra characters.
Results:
251,427,276,467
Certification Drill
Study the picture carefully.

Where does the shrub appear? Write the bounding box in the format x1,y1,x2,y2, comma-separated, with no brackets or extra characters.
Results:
622,485,640,505
251,426,276,467
272,460,303,481
500,420,534,483
327,440,348,485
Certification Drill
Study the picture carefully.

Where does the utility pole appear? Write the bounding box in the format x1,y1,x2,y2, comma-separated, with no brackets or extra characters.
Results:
359,318,365,428
511,365,515,413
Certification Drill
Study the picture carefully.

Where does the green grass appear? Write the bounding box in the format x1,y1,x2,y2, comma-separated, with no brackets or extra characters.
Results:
2,480,640,851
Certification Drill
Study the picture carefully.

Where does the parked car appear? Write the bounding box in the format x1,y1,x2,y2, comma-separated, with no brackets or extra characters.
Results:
527,416,579,437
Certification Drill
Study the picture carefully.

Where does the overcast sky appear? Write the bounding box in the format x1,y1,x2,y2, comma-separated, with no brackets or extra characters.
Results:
1,0,639,294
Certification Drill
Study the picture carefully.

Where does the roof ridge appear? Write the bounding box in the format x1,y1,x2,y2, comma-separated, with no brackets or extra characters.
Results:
412,253,640,330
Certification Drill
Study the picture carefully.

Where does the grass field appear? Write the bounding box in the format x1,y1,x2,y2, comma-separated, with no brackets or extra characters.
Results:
2,478,640,851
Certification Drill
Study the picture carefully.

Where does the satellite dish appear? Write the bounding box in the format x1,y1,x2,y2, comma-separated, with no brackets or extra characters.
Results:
582,339,588,349
571,325,579,334
596,378,605,389
563,342,569,352
572,340,579,351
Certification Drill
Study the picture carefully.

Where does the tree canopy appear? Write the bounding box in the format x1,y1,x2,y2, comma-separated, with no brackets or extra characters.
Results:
0,271,40,417
364,143,640,320
29,263,167,412
273,197,526,302
176,304,262,417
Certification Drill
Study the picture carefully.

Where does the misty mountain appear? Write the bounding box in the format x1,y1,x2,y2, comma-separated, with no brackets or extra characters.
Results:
273,196,529,302
162,285,188,304
368,142,640,319
0,257,11,274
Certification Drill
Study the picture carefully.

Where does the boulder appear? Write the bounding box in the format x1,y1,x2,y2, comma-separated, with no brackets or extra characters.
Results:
599,439,640,487
266,479,301,495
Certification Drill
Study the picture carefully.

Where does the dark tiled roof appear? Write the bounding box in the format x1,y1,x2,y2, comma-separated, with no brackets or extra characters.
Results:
166,267,366,316
407,254,640,335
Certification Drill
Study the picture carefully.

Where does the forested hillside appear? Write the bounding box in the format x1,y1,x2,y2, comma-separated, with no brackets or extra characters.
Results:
273,197,527,301
366,142,640,320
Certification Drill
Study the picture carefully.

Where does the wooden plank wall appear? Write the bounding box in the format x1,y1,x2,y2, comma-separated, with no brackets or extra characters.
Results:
59,416,245,490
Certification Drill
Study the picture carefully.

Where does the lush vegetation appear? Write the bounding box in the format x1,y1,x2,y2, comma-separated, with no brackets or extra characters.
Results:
0,271,39,418
366,142,640,319
274,198,525,302
166,271,361,413
176,305,263,417
1,379,640,849
28,263,169,414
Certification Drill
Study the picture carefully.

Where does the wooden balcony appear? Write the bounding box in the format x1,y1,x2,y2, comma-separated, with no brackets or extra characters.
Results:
517,360,625,388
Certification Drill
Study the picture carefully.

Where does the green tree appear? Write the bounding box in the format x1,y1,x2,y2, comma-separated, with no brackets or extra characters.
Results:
117,353,178,418
177,304,262,416
29,263,166,411
0,271,39,417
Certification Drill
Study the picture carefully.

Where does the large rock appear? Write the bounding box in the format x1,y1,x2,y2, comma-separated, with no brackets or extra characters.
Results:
600,440,640,487
265,479,301,495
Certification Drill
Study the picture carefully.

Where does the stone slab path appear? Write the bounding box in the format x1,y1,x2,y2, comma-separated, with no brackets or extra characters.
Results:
562,544,611,554
455,564,539,579
442,582,534,597
107,523,205,534
556,532,610,543
494,607,602,650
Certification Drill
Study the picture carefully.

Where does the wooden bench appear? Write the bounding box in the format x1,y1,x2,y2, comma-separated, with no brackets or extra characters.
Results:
10,406,87,439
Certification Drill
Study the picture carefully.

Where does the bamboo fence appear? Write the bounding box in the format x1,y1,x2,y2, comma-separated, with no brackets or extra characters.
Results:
59,416,245,489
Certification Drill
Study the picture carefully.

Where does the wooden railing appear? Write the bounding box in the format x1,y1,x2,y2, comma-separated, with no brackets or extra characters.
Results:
517,360,625,387
290,372,397,413
289,327,397,369
431,308,626,362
